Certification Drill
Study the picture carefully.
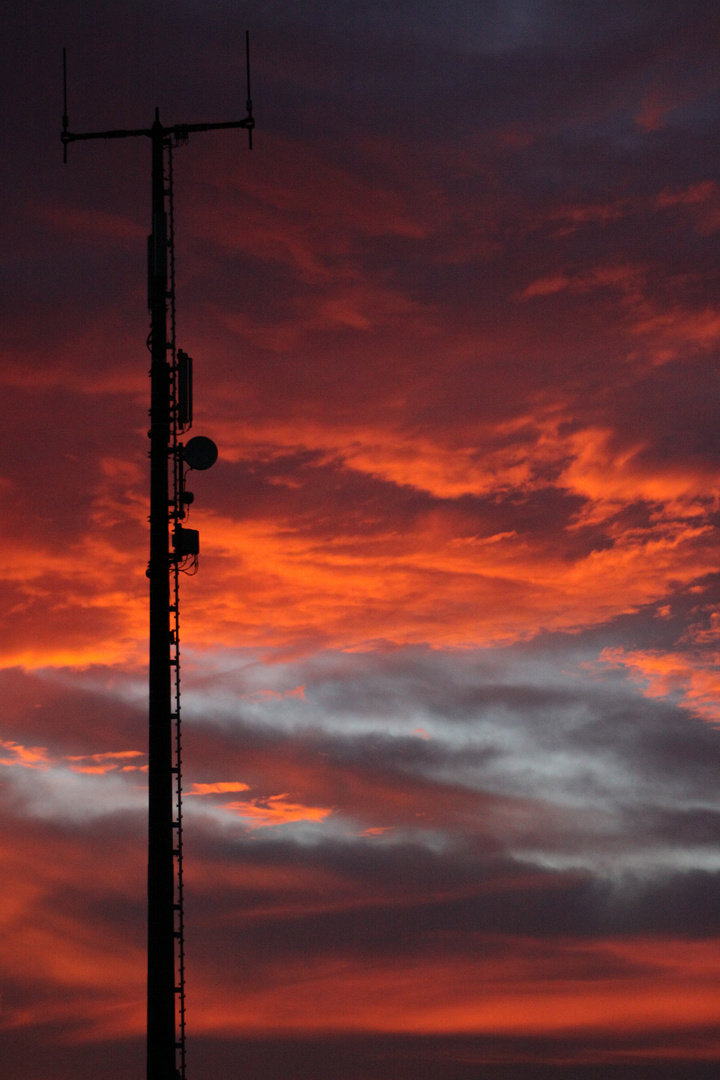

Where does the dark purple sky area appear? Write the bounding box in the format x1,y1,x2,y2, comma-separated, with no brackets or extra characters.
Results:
1,3,720,1078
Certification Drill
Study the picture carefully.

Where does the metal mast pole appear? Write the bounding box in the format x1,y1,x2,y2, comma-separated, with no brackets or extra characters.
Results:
61,37,254,1080
147,110,175,1080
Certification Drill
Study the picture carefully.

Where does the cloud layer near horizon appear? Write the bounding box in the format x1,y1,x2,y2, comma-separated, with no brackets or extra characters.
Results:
2,2,720,1078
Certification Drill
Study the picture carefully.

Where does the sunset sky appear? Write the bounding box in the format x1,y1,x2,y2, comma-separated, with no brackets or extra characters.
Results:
2,2,720,1078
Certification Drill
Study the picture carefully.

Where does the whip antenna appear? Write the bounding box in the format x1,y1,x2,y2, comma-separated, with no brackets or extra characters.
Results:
246,30,254,149
62,48,69,164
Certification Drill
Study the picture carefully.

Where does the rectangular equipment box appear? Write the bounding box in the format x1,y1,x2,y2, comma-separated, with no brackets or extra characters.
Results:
173,526,199,557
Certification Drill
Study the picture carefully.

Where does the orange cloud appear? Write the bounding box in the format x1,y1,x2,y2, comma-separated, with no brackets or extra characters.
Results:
600,646,720,725
0,743,146,776
558,425,717,519
176,495,716,653
520,274,571,297
66,751,144,763
520,262,644,303
2,392,718,667
225,794,334,828
0,740,51,769
187,781,251,795
64,750,145,775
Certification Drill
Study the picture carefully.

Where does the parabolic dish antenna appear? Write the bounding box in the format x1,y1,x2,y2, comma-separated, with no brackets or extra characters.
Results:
183,436,218,471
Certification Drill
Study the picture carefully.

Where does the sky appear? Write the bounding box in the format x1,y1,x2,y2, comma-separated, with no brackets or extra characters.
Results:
1,1,720,1077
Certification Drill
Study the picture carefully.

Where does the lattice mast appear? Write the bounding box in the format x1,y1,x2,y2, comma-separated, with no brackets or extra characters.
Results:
61,39,254,1080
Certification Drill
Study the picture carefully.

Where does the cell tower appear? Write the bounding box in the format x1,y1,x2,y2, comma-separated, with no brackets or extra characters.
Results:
61,37,254,1080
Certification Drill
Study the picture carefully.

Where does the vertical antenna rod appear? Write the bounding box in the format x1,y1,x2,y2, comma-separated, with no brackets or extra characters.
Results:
60,39,254,1080
246,30,253,150
62,48,69,164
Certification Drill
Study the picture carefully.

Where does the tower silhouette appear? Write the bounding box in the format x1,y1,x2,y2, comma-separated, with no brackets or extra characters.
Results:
61,36,254,1080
